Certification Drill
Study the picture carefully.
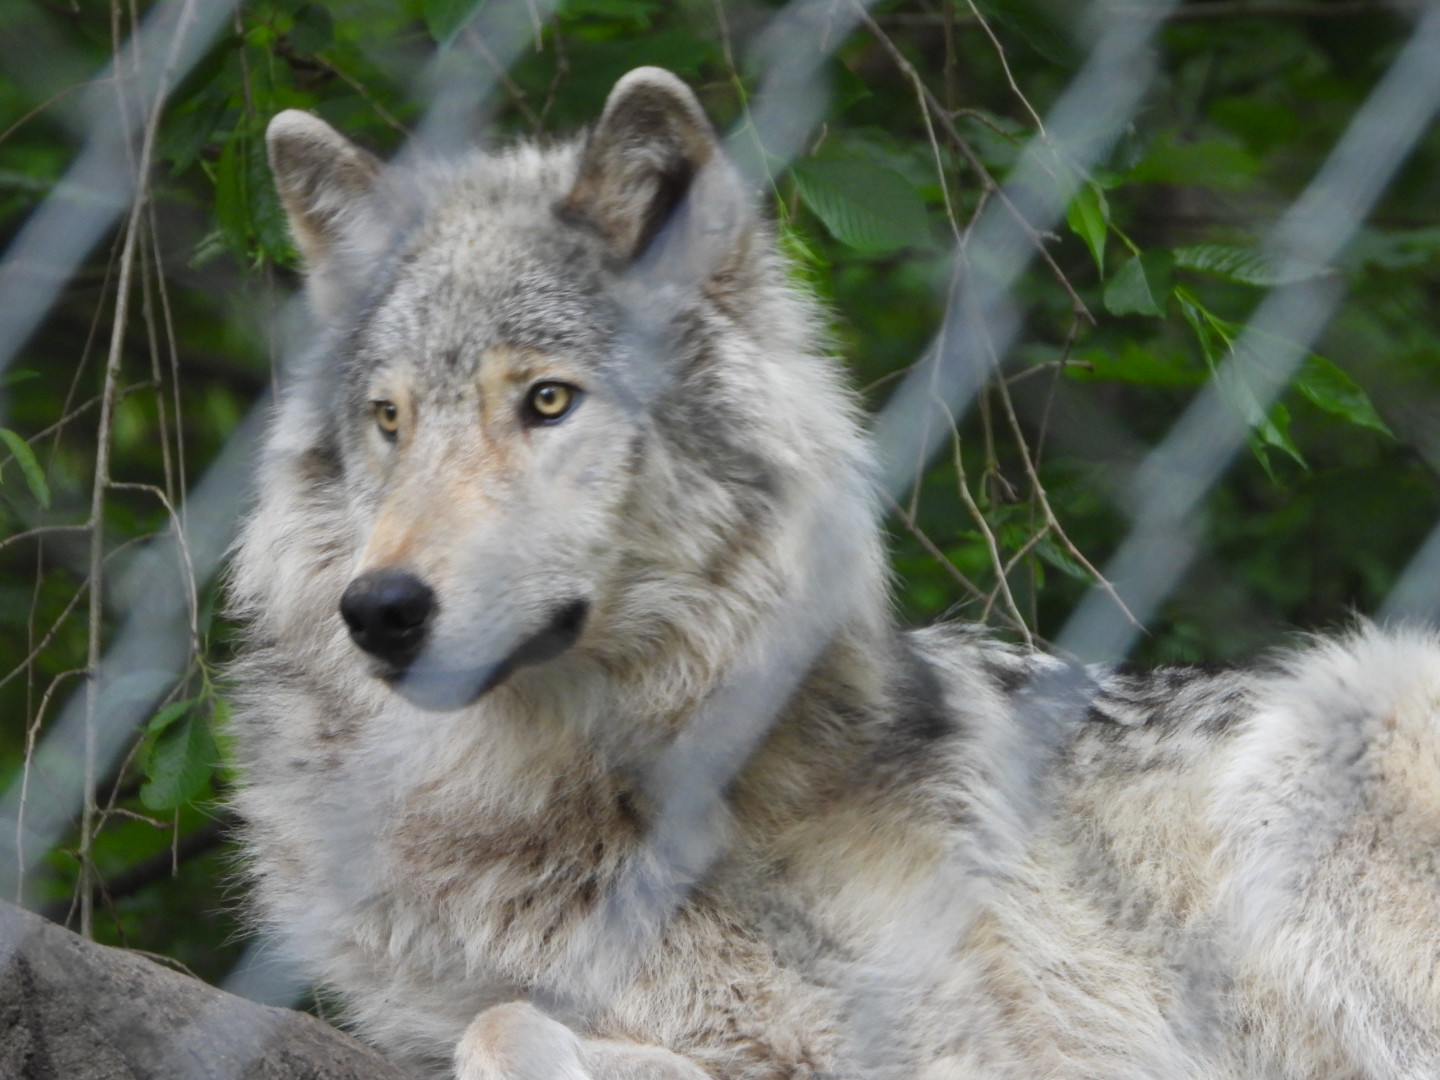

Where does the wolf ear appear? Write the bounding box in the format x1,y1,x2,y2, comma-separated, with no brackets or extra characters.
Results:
266,110,382,269
564,67,747,273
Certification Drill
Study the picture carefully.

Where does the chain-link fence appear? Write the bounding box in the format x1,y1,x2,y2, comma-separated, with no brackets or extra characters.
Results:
3,0,1440,1073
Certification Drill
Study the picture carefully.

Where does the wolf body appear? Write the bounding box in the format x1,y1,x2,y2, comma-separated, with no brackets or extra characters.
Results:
229,68,1440,1080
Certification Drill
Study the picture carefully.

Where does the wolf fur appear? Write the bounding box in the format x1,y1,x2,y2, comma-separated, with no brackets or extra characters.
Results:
229,67,1440,1080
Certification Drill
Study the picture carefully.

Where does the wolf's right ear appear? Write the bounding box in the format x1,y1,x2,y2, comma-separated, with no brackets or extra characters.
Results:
564,67,748,277
266,110,382,270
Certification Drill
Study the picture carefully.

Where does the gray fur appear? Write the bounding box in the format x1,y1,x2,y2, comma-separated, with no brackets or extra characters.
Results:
231,68,1440,1079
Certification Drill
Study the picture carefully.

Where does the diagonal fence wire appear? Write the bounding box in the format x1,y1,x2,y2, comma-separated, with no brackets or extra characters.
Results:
1061,0,1440,663
871,0,1182,499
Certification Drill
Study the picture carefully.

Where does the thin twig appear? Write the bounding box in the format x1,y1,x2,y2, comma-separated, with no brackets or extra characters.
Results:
885,495,986,606
936,397,1033,643
963,0,1046,137
855,7,1094,325
0,81,87,145
13,667,88,903
79,0,198,939
993,376,1143,631
0,523,92,557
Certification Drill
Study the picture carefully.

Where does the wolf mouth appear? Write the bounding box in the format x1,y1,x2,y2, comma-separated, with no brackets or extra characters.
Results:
387,597,591,711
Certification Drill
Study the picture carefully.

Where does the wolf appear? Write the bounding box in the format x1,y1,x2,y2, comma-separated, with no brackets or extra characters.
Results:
228,66,1440,1080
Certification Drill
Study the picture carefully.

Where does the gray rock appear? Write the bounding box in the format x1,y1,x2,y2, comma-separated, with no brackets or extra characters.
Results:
0,900,409,1080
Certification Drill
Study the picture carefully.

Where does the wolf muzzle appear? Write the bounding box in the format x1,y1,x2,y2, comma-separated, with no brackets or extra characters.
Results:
340,568,436,670
341,569,591,708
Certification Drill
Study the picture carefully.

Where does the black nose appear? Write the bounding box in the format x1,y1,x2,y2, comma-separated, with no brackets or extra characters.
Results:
339,569,436,669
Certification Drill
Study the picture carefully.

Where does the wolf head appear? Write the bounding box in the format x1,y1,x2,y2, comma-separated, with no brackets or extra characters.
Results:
251,68,882,720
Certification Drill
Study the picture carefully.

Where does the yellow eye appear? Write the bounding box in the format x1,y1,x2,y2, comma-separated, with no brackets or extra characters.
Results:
526,382,578,423
372,399,400,438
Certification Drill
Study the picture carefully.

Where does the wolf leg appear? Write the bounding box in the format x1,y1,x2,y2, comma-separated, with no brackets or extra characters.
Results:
455,1002,712,1080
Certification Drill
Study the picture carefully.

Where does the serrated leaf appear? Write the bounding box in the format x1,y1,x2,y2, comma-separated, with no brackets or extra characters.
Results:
1104,250,1172,317
1295,355,1392,437
425,0,484,44
1035,536,1092,582
1175,244,1327,287
1066,182,1108,275
145,699,195,736
791,157,929,254
0,427,50,509
141,710,216,811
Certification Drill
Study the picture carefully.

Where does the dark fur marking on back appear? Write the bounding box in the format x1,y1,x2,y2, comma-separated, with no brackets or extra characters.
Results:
891,636,954,746
980,655,1030,697
1086,661,1256,739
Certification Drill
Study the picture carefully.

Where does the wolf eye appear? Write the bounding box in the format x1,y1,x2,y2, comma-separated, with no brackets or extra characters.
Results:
525,382,579,424
372,399,400,439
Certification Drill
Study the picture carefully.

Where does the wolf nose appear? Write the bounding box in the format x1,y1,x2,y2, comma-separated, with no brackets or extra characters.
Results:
340,569,436,668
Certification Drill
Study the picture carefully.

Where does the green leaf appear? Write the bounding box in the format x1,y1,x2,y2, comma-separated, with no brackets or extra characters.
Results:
141,708,217,811
1069,344,1203,388
425,0,484,45
1176,290,1234,369
212,129,248,257
1248,402,1306,481
1035,536,1092,582
145,699,194,736
1255,401,1306,468
0,427,50,508
1066,182,1108,276
1174,244,1327,287
1294,355,1393,437
1104,250,1172,317
791,156,929,254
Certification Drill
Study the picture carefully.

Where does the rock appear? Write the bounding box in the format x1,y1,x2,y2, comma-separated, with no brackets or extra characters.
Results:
0,900,409,1080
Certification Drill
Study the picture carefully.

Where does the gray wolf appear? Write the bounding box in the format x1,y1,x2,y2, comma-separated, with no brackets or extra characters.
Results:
229,67,1440,1079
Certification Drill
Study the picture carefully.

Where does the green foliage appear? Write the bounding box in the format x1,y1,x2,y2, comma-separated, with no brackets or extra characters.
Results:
0,428,50,509
140,697,222,812
791,154,931,254
2,0,1439,987
1066,182,1108,276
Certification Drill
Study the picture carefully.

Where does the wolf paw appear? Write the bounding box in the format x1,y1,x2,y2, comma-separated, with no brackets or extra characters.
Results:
455,1001,711,1080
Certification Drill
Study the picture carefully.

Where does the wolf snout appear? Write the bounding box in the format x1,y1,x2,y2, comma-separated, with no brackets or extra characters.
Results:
340,568,436,668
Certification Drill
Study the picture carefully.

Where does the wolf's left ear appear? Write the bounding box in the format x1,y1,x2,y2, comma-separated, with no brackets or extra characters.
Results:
564,68,748,274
